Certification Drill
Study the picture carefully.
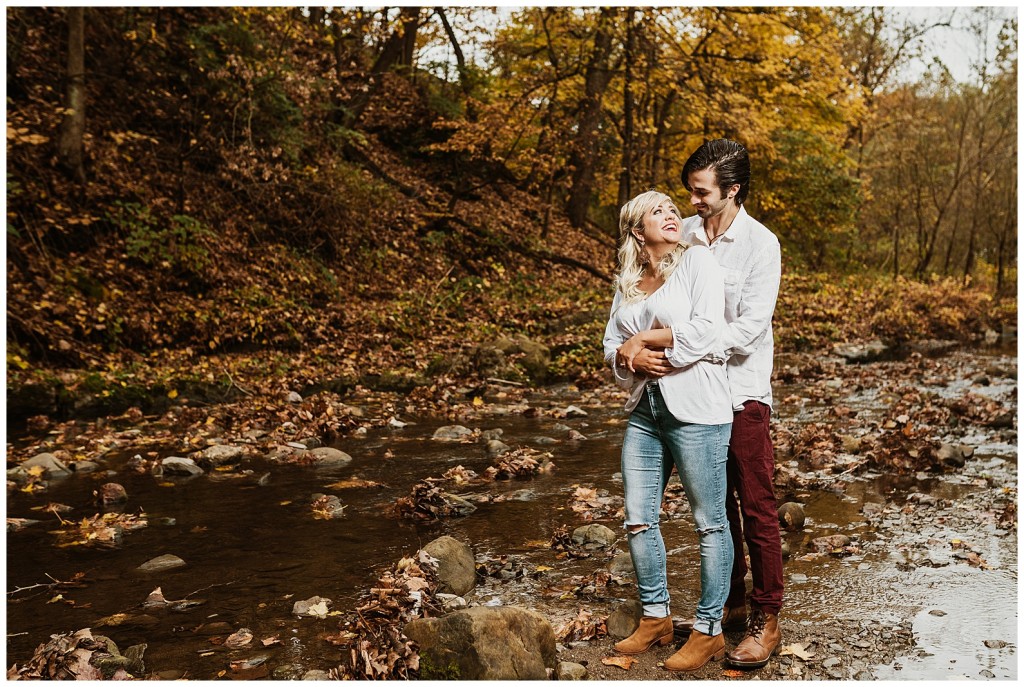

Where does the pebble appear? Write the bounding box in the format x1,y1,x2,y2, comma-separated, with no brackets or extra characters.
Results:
137,554,187,573
790,573,808,583
302,670,330,680
564,405,588,418
823,657,841,668
928,609,947,616
980,669,996,678
983,639,1007,649
557,662,588,680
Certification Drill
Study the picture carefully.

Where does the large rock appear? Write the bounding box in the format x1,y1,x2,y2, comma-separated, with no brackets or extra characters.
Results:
834,340,891,364
572,524,618,549
471,336,551,384
193,444,243,469
306,447,352,467
404,606,556,680
432,425,474,442
609,551,634,576
137,554,186,573
22,452,71,477
161,457,204,476
606,599,642,638
421,536,476,596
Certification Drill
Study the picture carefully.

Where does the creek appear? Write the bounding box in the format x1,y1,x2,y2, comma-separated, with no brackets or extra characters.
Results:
6,347,1017,680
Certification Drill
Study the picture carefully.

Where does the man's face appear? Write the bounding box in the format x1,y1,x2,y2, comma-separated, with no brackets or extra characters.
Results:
687,168,737,220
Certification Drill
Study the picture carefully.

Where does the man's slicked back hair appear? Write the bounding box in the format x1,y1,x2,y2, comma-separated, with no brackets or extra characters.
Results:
681,139,751,205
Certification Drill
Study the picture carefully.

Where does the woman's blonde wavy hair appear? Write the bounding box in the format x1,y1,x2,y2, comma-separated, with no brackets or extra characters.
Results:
615,190,689,302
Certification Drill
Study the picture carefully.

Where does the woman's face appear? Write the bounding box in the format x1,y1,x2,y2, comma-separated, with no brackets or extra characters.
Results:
637,199,681,254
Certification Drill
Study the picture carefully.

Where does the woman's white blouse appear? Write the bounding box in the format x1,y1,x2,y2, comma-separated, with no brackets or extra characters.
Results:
602,245,733,425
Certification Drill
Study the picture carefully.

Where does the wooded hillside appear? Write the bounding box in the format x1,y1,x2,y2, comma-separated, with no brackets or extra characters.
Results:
5,7,1017,419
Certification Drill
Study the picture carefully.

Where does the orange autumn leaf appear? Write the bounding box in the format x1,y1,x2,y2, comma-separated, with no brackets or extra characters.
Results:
601,655,636,670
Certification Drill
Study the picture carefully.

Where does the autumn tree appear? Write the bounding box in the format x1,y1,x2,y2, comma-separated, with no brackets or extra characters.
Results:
57,7,86,186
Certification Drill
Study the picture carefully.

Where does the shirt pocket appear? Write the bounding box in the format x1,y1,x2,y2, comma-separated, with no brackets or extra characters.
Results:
722,267,743,311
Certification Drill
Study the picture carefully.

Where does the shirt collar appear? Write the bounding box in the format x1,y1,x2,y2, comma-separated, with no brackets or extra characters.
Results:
684,205,749,246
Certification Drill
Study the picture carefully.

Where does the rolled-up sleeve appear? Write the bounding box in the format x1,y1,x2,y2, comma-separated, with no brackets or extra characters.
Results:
721,236,780,356
664,248,726,367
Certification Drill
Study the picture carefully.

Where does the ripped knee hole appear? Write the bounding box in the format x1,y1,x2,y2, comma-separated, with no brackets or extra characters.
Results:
626,523,652,534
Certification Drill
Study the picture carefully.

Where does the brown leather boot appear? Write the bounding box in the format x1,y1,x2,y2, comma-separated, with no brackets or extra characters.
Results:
674,605,747,636
663,629,725,672
725,608,781,668
613,616,674,655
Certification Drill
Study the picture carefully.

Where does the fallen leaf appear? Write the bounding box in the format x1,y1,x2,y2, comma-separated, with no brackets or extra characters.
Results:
601,655,636,670
261,636,281,647
307,601,329,618
723,668,745,677
779,642,815,660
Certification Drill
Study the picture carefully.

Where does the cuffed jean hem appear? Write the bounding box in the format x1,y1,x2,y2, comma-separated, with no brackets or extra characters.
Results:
642,603,670,618
692,618,722,636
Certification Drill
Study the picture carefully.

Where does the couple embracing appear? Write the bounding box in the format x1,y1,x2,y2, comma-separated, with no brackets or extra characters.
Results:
602,139,783,673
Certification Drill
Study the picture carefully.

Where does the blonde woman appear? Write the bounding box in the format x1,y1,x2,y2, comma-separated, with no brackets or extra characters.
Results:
602,190,733,672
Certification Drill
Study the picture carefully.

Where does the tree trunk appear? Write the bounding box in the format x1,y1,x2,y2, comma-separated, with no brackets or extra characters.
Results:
57,7,86,186
617,9,636,208
346,7,420,126
566,8,616,229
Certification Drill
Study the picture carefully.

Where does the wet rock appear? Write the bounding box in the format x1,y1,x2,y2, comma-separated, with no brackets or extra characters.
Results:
273,664,305,680
557,661,588,680
491,336,551,384
854,670,873,680
404,606,556,679
302,670,330,680
571,524,618,549
974,375,991,386
97,482,128,506
790,573,808,583
422,535,476,596
292,596,332,616
563,405,588,418
481,428,504,441
307,447,353,467
505,489,537,501
980,669,996,678
823,657,841,668
778,502,806,530
811,534,851,552
909,339,958,356
486,439,511,457
433,425,474,442
937,443,967,468
535,436,558,445
606,599,642,638
194,444,243,469
610,551,634,576
437,593,468,611
988,412,1015,429
567,429,587,441
839,434,864,454
388,416,409,429
310,494,347,519
72,460,100,473
137,554,187,573
835,340,890,363
22,452,71,477
161,456,204,476
983,639,1007,649
928,609,947,617
121,643,146,676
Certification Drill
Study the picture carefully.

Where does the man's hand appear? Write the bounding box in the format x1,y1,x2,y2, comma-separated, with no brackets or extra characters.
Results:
632,348,672,378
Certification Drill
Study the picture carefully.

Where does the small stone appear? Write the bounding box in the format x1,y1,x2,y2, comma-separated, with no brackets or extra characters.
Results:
609,551,634,576
97,482,128,505
605,599,642,638
937,443,966,468
778,502,806,530
823,657,841,668
272,663,305,680
307,447,353,467
72,460,100,473
564,405,588,418
983,639,1007,649
973,375,991,386
854,670,873,680
161,457,204,476
557,662,588,680
138,554,186,573
292,596,332,616
432,425,474,441
790,573,808,583
481,428,504,441
572,524,618,549
928,609,947,617
486,439,511,457
810,534,851,552
352,427,368,437
302,670,330,680
857,563,872,571
194,444,243,468
388,417,408,429
287,391,303,403
567,429,587,441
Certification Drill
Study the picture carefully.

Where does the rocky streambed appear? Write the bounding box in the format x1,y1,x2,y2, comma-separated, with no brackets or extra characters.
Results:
6,345,1017,680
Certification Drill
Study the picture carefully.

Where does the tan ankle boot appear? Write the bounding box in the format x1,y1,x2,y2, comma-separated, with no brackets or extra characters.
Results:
663,629,725,672
613,616,674,655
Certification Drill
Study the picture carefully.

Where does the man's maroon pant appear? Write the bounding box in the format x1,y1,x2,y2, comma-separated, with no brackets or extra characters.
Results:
724,400,784,615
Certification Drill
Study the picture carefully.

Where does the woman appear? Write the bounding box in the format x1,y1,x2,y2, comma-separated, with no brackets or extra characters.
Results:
602,190,734,672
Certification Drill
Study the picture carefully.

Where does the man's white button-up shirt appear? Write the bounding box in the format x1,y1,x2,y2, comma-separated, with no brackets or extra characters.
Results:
681,206,781,411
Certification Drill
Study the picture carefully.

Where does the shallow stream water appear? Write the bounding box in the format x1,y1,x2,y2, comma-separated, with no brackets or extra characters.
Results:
6,348,1017,679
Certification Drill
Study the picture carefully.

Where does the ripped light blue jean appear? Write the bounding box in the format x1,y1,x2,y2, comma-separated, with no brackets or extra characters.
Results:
621,383,733,636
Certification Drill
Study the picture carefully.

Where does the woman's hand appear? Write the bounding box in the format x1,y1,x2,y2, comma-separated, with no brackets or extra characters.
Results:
616,334,647,373
632,348,672,378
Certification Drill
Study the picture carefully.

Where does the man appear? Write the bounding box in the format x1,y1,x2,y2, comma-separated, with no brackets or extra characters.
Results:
633,138,783,669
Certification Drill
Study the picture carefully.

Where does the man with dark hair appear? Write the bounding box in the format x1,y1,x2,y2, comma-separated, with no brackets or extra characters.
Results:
636,138,783,669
